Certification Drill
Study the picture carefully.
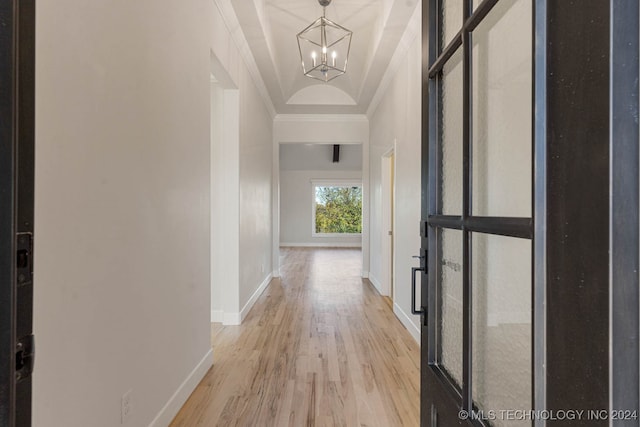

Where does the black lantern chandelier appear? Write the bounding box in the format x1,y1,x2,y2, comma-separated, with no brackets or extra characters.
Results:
296,0,352,82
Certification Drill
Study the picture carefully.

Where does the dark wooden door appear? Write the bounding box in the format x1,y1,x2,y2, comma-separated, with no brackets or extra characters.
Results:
0,1,35,426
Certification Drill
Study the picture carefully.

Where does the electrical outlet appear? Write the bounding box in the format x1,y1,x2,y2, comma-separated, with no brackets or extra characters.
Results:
121,389,133,424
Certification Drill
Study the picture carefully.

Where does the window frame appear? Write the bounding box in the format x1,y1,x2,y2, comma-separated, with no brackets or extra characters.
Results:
311,179,363,237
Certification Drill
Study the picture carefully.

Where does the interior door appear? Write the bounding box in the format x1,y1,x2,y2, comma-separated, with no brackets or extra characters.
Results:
0,1,35,426
421,0,533,425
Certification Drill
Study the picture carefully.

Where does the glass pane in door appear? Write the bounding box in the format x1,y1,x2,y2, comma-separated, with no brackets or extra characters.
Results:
440,50,463,215
441,0,462,49
472,233,531,425
471,0,532,217
440,228,464,387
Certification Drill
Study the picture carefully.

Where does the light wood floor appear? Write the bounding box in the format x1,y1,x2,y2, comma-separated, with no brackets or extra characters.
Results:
170,247,420,427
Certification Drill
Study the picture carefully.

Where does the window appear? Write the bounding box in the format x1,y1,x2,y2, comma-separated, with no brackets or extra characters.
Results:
311,180,362,236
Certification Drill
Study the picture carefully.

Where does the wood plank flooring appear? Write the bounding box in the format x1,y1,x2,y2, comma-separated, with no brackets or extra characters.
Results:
170,247,420,427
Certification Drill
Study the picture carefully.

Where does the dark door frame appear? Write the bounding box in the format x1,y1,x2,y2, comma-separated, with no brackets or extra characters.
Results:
541,0,611,420
0,1,35,426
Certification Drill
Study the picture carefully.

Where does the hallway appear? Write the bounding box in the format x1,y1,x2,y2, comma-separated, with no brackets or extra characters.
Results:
171,248,420,426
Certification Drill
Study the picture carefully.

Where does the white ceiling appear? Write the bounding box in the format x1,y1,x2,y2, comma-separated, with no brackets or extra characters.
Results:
229,0,420,115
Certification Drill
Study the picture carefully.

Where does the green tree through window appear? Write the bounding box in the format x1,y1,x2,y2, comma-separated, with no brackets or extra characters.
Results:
315,186,362,234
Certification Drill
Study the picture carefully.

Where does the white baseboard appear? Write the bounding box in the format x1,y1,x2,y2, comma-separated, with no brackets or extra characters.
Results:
149,348,213,427
361,270,369,279
240,273,272,322
280,242,362,248
222,273,273,326
223,312,241,326
210,309,224,323
393,302,421,345
368,273,383,295
272,269,280,278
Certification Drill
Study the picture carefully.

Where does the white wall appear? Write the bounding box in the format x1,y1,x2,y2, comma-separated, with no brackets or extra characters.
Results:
274,115,369,144
34,0,213,426
280,144,362,172
368,3,422,342
208,1,274,325
238,71,274,315
33,0,275,425
210,79,240,325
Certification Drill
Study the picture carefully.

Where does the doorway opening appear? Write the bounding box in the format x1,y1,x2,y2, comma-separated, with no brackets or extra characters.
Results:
278,143,364,249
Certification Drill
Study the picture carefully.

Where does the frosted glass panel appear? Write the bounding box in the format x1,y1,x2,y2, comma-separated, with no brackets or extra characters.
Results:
440,50,463,215
441,0,463,49
440,228,463,387
472,233,531,426
472,0,532,217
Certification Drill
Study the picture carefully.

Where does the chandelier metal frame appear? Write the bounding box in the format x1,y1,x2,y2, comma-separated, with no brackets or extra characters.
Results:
296,0,352,82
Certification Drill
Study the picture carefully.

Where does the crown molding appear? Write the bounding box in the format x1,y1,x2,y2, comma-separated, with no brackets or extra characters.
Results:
274,114,369,123
366,2,421,119
213,0,277,119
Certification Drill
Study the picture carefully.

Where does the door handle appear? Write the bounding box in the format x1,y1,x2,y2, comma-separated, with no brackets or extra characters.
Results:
411,267,425,315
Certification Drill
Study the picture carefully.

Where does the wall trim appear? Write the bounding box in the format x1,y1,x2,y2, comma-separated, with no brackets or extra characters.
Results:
223,312,241,326
148,349,213,427
368,273,384,294
240,273,273,323
274,113,369,123
210,310,224,323
280,242,362,248
212,0,277,118
366,2,421,118
223,274,273,325
367,277,419,344
393,302,421,345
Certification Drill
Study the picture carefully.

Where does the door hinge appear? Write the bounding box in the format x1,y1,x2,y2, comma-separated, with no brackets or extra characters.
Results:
16,232,33,287
15,334,35,382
